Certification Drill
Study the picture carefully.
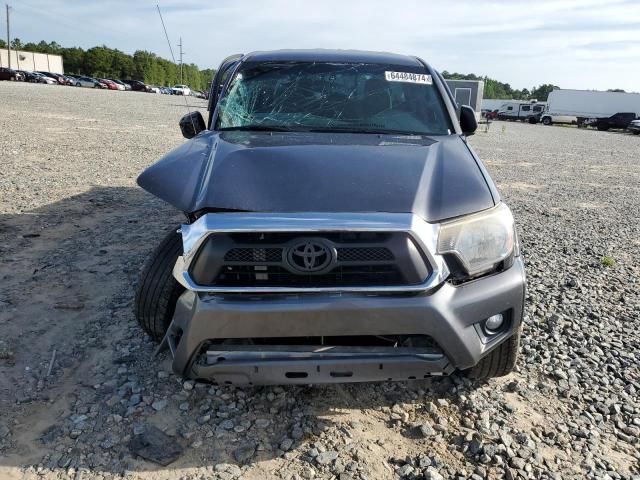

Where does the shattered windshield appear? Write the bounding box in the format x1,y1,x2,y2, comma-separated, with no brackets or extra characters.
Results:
216,62,452,135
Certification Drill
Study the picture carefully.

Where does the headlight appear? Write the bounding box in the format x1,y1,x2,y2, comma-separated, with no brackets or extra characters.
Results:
437,203,515,277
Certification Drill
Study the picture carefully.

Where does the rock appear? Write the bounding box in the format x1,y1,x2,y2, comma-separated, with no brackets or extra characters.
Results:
0,425,11,438
397,464,414,477
280,437,294,451
233,442,256,463
418,423,437,437
151,399,167,411
316,450,339,465
254,418,270,429
424,467,444,480
129,425,183,466
468,438,483,456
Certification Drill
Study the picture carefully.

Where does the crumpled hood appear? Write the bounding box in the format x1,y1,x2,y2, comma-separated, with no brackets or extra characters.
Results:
137,130,496,222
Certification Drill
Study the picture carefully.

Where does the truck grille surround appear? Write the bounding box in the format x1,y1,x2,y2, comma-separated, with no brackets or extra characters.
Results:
189,232,431,288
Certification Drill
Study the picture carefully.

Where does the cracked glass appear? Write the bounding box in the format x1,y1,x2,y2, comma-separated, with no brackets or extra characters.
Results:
216,62,452,135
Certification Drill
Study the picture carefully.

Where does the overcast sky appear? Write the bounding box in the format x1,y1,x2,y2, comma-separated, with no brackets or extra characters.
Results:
7,0,640,92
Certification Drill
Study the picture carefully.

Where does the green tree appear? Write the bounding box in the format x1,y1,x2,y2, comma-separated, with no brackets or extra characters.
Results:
0,39,6,49
62,47,86,74
10,38,22,49
530,84,559,101
85,46,114,77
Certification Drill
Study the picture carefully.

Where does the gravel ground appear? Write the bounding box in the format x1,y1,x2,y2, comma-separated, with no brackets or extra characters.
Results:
0,81,638,480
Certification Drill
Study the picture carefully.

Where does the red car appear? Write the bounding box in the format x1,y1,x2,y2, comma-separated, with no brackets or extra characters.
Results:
99,79,119,90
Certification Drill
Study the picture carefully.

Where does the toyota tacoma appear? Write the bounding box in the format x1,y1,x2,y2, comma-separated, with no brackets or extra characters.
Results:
135,49,526,385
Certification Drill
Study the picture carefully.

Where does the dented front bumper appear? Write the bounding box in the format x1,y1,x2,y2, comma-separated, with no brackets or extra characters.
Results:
162,258,525,385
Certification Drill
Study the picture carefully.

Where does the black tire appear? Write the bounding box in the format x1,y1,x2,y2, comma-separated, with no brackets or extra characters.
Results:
134,228,185,341
466,327,521,379
596,123,609,131
633,131,640,135
542,117,552,126
76,82,81,87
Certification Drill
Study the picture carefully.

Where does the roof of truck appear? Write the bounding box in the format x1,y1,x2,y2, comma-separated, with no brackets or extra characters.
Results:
243,49,425,67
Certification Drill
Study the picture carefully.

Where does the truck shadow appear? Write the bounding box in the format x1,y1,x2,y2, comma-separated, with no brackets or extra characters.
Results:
0,186,467,476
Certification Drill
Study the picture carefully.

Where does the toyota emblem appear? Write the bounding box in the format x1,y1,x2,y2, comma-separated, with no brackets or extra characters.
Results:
286,240,333,273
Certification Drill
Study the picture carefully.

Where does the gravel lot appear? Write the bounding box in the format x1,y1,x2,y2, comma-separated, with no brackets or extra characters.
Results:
0,81,638,480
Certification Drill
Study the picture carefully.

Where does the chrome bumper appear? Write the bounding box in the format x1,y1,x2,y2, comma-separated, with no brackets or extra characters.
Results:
172,212,450,294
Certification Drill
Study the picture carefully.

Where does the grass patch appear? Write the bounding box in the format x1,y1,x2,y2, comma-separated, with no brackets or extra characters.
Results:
600,255,616,267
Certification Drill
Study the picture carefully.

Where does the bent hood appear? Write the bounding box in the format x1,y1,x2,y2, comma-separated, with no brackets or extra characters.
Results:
137,130,496,222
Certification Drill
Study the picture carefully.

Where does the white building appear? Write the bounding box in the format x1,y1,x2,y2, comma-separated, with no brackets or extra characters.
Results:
0,49,64,73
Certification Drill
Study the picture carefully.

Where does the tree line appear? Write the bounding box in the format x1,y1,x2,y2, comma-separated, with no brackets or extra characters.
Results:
443,71,560,102
0,38,215,91
2,38,628,100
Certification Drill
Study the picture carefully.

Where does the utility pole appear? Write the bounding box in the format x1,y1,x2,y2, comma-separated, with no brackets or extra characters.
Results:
5,4,10,69
177,37,184,84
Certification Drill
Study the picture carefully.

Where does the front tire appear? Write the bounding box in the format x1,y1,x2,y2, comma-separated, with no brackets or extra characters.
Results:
542,117,552,126
134,228,185,341
466,327,521,379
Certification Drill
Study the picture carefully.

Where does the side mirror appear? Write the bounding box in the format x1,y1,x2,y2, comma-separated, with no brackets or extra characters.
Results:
459,105,478,135
179,111,206,139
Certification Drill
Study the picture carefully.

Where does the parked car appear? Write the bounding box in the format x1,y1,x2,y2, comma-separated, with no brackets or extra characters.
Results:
99,78,119,90
60,75,76,86
134,49,526,385
148,85,161,94
123,79,151,92
628,119,640,135
36,71,65,84
16,70,42,83
172,84,191,96
107,79,127,91
74,76,104,88
583,112,637,131
159,86,174,94
0,67,24,81
34,72,56,84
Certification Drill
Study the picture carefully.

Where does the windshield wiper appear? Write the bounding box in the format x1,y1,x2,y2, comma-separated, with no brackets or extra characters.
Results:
306,127,427,136
219,125,296,132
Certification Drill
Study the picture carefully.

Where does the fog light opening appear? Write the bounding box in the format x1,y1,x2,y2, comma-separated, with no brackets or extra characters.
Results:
484,313,504,333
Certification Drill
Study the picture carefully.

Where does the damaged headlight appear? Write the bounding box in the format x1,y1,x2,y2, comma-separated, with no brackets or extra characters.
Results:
437,203,516,277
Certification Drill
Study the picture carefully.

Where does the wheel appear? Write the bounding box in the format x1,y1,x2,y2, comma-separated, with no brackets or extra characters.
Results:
76,82,81,87
633,131,640,135
134,228,185,341
466,327,521,379
542,117,552,126
596,123,609,131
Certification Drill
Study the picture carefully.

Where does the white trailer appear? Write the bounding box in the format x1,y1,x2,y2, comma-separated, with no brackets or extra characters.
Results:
541,89,640,126
495,101,545,122
481,99,506,111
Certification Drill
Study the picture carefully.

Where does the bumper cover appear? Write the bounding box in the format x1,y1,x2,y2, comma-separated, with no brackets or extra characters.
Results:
163,258,526,385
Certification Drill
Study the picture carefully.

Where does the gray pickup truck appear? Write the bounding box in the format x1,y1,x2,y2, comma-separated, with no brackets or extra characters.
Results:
135,49,526,385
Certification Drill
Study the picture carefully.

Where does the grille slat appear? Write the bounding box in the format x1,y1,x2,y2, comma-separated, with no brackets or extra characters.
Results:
336,247,394,262
216,265,404,287
224,248,283,263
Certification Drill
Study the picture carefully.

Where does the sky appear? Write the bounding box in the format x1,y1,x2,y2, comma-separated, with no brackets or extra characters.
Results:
5,0,640,92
